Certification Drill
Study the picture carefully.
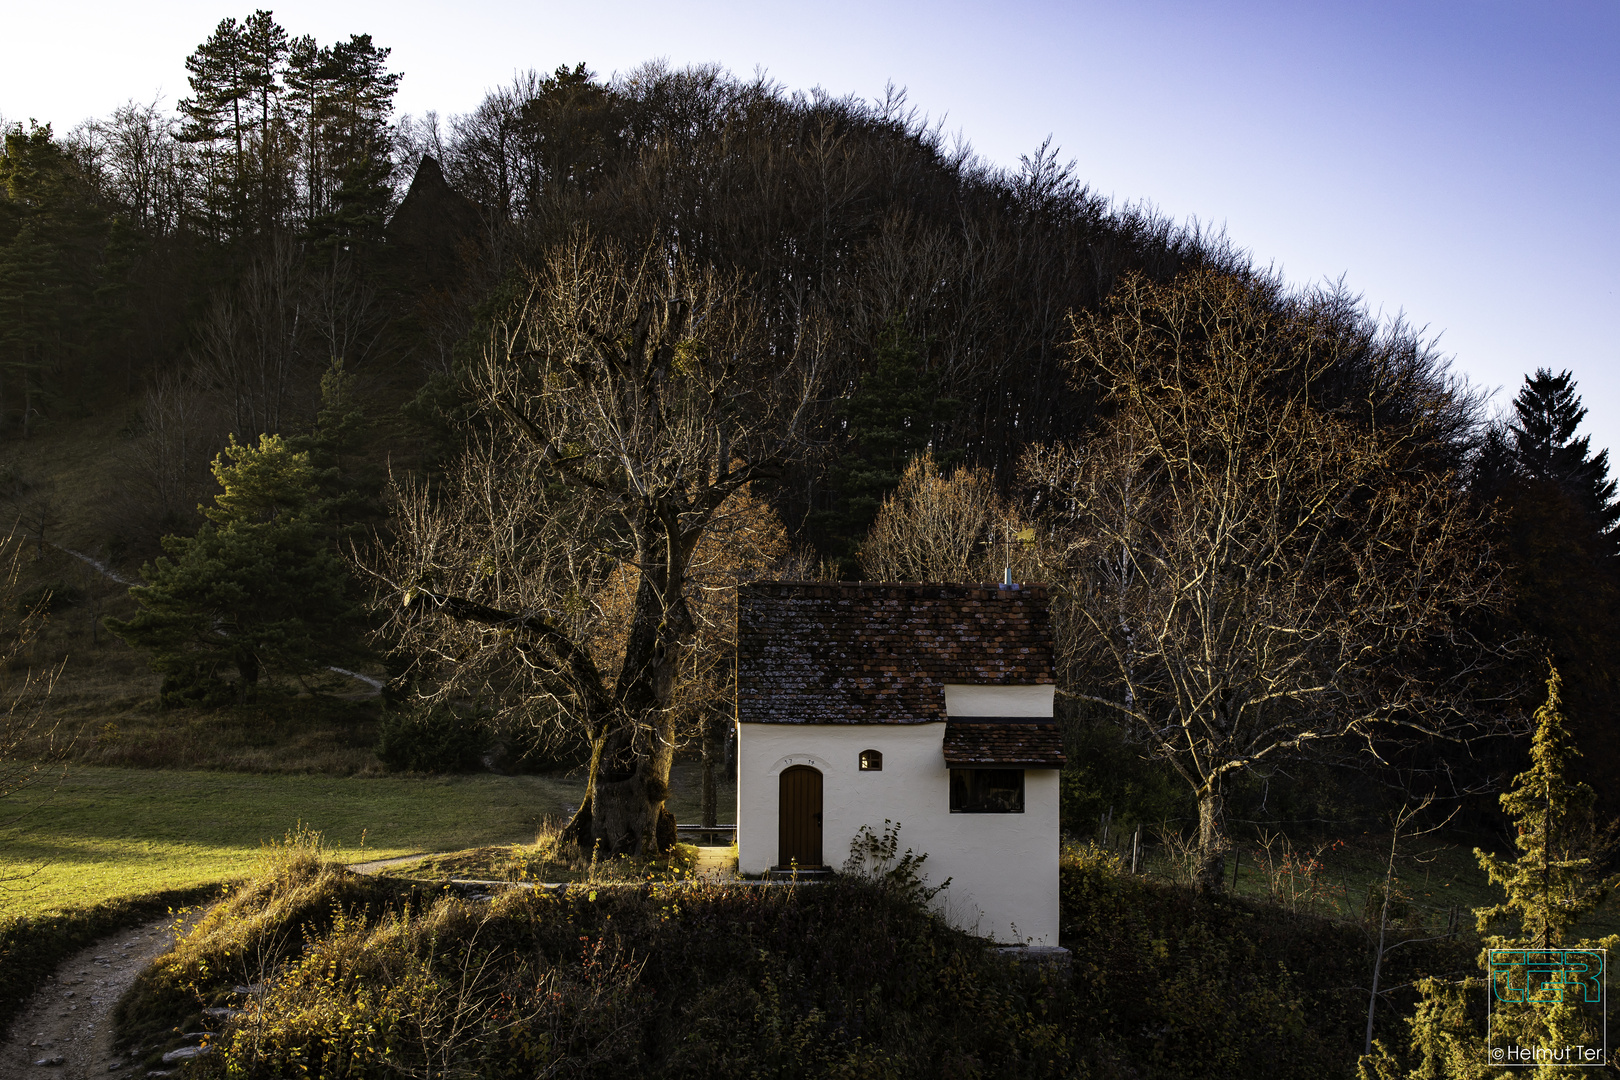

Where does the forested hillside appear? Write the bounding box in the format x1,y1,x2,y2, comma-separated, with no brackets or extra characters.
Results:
6,11,1620,1078
3,10,1618,876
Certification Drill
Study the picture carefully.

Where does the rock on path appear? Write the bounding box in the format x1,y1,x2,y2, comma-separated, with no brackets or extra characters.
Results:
0,913,198,1078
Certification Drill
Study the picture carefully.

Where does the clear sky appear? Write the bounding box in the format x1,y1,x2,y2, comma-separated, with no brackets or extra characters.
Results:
6,1,1617,457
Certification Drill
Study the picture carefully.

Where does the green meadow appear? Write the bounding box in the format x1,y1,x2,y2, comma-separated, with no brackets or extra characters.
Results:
0,767,586,917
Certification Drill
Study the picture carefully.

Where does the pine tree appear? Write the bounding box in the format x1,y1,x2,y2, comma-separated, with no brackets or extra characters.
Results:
516,63,620,202
286,358,383,540
284,34,324,223
318,34,400,242
178,10,295,236
239,9,292,232
286,32,400,243
178,16,251,237
108,434,365,703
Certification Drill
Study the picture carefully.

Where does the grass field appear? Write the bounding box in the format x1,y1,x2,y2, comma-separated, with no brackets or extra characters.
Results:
1116,825,1620,942
0,761,735,919
0,766,583,918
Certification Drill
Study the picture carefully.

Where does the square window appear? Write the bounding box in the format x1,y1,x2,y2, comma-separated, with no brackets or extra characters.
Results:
859,749,883,771
949,769,1024,813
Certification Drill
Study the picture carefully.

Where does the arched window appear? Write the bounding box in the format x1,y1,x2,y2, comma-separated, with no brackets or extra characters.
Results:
859,749,883,771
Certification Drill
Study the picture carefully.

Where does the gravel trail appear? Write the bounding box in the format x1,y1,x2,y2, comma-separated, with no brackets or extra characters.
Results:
0,913,198,1078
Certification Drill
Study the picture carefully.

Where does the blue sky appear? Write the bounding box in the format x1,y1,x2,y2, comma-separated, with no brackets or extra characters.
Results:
8,0,1617,456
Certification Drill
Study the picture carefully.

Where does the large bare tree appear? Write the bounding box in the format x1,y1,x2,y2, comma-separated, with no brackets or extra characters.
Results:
1025,269,1508,891
378,232,825,856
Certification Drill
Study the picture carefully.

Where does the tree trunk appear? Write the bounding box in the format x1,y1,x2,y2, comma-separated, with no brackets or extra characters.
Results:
235,651,260,705
566,519,693,859
1196,787,1228,893
573,711,673,858
409,583,679,860
700,709,724,829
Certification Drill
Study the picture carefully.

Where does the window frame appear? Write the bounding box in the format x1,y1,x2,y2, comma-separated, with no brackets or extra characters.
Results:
949,768,1025,813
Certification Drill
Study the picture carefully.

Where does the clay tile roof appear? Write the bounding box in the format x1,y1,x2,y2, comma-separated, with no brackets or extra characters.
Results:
943,722,1067,768
737,582,1055,724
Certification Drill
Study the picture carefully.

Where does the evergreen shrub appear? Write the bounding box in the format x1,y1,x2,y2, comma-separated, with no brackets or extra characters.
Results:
14,579,80,614
374,703,487,772
157,663,239,708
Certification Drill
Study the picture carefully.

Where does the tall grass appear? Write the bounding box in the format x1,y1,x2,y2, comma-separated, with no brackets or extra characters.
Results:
107,830,1491,1078
121,830,1067,1078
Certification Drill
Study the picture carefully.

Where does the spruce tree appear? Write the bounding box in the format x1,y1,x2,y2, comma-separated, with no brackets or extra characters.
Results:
811,321,957,572
1475,666,1617,950
1368,669,1618,1079
0,122,110,435
1465,667,1617,1077
1481,368,1620,824
1508,369,1620,545
108,434,365,703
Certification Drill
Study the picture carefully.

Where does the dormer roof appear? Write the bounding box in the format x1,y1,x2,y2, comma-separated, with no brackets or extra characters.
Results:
737,582,1055,724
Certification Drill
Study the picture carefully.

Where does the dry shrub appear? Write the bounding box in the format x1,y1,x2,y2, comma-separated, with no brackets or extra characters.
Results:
1150,825,1207,889
0,531,70,895
119,839,1066,1079
1059,837,1125,876
205,898,647,1079
860,449,1032,584
107,367,227,554
1253,831,1338,915
113,826,377,1064
396,822,698,886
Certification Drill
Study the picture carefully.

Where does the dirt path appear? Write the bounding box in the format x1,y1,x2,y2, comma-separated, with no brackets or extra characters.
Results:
0,913,198,1078
346,853,433,874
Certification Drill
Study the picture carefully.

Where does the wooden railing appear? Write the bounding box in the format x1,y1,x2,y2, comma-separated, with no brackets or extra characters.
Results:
675,823,737,845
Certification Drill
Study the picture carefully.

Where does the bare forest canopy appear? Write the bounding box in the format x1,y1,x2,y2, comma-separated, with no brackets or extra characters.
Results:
4,12,1620,855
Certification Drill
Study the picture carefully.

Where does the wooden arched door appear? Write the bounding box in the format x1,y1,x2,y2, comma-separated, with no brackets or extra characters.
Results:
778,764,824,868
